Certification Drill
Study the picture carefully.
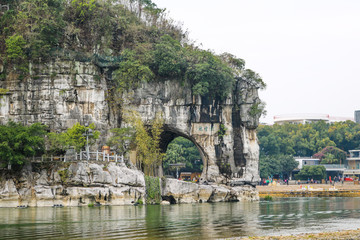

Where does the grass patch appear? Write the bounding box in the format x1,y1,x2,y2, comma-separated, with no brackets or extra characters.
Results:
264,195,273,201
145,176,161,205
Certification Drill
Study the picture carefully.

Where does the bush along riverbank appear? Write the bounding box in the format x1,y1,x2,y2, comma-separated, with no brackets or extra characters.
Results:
0,162,258,207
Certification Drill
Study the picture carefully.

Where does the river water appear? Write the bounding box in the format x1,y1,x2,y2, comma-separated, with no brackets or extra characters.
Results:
1,197,360,239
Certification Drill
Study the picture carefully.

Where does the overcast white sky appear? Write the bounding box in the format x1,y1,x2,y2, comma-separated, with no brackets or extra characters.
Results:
154,0,360,124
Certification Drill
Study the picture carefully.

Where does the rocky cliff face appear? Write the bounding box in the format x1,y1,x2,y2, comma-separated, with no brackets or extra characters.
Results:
0,61,116,144
0,59,262,184
122,78,262,184
0,162,258,207
0,162,145,207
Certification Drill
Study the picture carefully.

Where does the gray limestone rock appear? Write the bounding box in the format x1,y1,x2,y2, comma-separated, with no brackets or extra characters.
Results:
0,180,18,200
162,178,257,204
0,58,262,206
107,163,145,187
122,78,261,184
36,170,50,186
231,186,259,201
198,185,213,202
68,162,91,185
0,59,261,184
89,163,112,184
162,179,200,203
208,185,231,203
0,162,147,207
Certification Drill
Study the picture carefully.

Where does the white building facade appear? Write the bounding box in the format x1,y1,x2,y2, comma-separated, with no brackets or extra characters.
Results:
274,113,353,125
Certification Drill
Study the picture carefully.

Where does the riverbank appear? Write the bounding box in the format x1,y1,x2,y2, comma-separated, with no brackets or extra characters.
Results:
239,228,360,240
257,182,360,197
0,162,258,207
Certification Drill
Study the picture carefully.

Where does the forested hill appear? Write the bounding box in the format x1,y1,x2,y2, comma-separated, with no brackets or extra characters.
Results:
257,121,360,178
0,0,265,101
258,121,360,157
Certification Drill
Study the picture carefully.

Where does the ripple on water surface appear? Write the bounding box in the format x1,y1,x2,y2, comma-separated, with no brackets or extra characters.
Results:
1,198,360,239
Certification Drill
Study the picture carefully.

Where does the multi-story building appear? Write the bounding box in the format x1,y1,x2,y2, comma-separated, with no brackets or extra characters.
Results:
344,150,360,176
290,150,360,179
294,157,320,169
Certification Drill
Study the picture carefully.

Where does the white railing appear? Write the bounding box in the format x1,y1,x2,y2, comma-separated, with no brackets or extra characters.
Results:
77,151,124,163
29,152,124,163
321,164,346,169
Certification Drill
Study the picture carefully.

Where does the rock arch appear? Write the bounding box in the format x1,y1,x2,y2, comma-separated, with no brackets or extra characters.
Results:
122,79,261,184
159,128,207,180
0,60,261,185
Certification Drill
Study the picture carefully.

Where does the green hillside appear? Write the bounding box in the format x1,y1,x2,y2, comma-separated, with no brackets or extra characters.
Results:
0,0,265,100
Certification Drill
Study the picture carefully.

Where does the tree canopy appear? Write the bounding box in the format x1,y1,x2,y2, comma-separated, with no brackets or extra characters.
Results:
258,121,360,157
124,111,164,176
163,137,202,176
0,122,47,167
259,154,298,179
313,146,347,164
47,122,100,154
107,127,134,155
258,121,360,178
295,165,327,181
1,0,264,102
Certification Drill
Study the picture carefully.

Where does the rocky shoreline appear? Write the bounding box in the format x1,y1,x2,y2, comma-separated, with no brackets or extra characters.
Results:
0,162,258,207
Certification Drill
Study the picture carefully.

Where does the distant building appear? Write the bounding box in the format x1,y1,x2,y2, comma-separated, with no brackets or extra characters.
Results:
291,150,360,179
291,157,320,180
355,110,360,124
292,156,345,179
274,113,354,125
344,150,360,174
294,157,320,170
179,172,201,181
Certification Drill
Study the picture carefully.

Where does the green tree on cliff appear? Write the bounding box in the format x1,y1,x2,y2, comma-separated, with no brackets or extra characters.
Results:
5,34,26,63
125,110,164,176
1,0,263,104
107,127,134,155
47,122,100,154
0,122,47,167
